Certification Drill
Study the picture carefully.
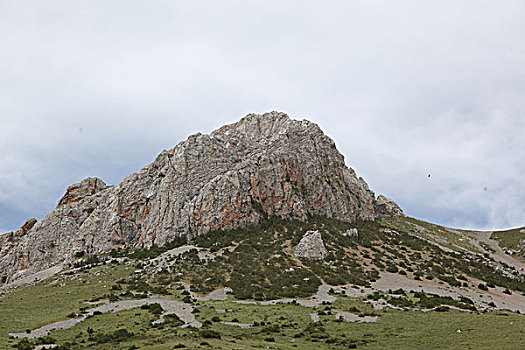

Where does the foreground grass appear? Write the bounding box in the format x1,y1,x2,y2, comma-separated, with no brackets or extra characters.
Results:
2,216,525,349
0,264,132,348
2,282,525,349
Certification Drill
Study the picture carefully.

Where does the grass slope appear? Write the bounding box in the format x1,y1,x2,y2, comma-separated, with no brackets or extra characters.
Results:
491,227,525,255
1,216,524,349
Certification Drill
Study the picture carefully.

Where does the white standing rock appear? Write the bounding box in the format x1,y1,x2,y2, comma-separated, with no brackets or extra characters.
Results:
294,230,329,260
343,228,358,237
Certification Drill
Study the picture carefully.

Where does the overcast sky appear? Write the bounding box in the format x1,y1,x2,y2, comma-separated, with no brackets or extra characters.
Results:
1,1,524,233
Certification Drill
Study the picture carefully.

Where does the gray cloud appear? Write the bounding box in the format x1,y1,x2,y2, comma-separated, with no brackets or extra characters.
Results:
1,1,524,231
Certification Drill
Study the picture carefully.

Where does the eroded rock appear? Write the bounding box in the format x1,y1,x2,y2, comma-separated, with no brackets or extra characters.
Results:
343,228,358,237
294,230,329,260
58,177,107,206
375,195,404,218
0,112,403,283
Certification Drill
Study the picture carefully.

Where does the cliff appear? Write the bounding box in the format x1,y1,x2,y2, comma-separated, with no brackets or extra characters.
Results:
0,112,403,284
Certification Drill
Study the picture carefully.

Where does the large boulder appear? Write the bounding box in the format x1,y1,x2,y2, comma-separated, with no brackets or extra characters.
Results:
294,230,329,260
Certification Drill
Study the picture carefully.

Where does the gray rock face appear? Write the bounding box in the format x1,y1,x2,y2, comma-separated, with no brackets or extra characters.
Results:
57,177,107,206
0,112,403,283
375,195,404,218
294,230,329,260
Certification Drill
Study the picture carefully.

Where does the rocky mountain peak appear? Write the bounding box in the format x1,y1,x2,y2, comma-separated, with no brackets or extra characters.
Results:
0,112,403,284
57,177,107,206
213,111,316,139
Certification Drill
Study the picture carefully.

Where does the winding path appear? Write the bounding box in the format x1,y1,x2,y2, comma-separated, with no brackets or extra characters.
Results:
9,297,200,339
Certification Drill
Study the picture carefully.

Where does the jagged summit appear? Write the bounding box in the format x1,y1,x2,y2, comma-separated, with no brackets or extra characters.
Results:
0,112,403,284
213,111,315,139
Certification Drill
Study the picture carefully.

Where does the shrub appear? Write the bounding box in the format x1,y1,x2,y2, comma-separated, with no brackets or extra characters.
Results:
92,328,133,344
478,283,489,291
13,339,33,350
108,295,119,302
164,314,184,327
35,336,56,345
140,303,163,315
199,329,221,339
434,306,450,312
386,265,398,273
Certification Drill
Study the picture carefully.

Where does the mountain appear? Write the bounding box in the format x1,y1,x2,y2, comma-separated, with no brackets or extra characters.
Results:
0,112,402,285
1,112,524,350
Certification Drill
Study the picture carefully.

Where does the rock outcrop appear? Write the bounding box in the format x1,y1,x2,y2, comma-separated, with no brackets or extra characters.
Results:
294,230,329,260
57,177,107,206
343,228,359,238
0,111,403,284
375,195,404,218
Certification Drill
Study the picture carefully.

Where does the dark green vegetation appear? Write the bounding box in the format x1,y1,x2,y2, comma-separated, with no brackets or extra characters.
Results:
186,216,524,298
190,216,384,299
1,216,524,349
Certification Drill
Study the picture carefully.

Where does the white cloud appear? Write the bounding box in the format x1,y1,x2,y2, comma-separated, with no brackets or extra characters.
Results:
0,1,524,231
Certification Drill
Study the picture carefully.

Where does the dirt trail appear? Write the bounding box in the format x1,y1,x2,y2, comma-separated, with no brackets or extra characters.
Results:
182,283,232,301
310,311,378,323
373,272,525,313
335,311,378,322
151,245,199,265
232,284,337,308
473,231,524,273
9,297,199,339
3,265,63,289
221,321,252,328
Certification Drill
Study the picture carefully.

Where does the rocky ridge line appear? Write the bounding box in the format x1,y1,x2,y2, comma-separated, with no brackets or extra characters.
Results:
0,111,403,284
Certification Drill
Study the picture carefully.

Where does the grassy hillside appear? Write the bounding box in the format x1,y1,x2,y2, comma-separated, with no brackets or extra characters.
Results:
1,216,524,349
491,227,525,255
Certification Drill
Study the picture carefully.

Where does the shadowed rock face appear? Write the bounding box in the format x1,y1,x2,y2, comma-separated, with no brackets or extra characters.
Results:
0,112,403,283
